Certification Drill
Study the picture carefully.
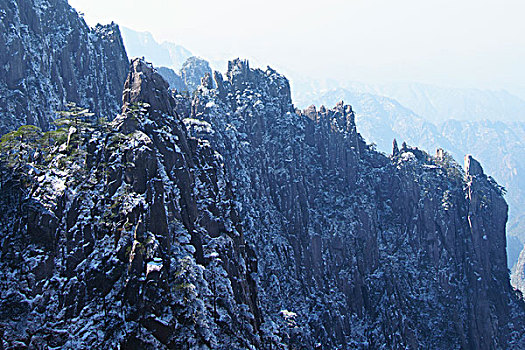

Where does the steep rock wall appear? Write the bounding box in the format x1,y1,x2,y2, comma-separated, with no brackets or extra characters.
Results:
0,0,129,134
187,60,525,349
0,59,261,349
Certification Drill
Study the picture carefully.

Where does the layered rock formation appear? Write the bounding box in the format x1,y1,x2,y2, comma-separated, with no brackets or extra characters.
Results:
2,52,525,348
291,85,525,270
0,0,129,134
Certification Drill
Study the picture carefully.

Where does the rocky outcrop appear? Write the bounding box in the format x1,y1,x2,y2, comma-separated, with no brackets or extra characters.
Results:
181,57,212,92
0,0,129,134
1,3,524,344
187,59,525,348
465,154,484,176
0,58,261,348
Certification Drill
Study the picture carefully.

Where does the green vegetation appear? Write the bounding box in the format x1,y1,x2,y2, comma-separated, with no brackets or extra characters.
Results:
123,102,150,125
434,150,464,184
0,125,44,169
0,103,104,168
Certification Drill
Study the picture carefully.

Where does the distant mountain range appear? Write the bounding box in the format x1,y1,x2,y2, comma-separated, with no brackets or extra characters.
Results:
120,26,192,70
292,79,525,124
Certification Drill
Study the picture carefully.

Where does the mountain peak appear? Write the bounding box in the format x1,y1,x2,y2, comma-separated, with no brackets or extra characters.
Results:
180,56,212,91
0,0,128,133
465,154,484,176
121,58,175,116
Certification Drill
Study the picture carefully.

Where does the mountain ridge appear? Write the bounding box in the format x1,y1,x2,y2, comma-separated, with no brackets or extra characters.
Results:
1,2,525,349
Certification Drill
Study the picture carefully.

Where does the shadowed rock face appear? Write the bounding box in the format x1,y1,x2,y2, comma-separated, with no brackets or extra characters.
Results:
0,2,524,345
0,0,129,134
188,59,525,348
465,154,484,176
0,58,262,349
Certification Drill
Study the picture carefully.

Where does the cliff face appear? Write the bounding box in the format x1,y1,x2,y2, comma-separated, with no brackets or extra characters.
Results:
0,59,261,349
0,2,524,347
188,60,525,348
1,53,524,348
0,0,129,134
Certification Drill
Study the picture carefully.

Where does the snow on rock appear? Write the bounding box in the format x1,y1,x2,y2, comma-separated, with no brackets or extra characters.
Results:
0,12,524,346
0,0,129,135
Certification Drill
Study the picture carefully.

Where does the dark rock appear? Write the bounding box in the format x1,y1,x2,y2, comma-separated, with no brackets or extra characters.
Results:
393,138,399,156
143,316,172,344
186,57,525,349
465,154,484,176
0,8,524,345
121,59,175,117
25,200,58,248
0,55,264,348
0,0,128,134
0,293,30,321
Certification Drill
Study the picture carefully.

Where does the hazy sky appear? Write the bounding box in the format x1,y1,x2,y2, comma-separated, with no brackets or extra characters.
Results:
69,0,525,97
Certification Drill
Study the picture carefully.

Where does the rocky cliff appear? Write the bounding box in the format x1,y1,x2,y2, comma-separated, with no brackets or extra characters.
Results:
0,58,263,349
1,53,525,348
1,2,525,347
0,0,129,134
187,60,525,348
291,86,525,271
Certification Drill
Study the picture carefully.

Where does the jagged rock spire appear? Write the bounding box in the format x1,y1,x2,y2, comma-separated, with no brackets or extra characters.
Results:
401,141,408,152
465,154,484,176
393,138,399,156
121,58,176,116
227,58,251,87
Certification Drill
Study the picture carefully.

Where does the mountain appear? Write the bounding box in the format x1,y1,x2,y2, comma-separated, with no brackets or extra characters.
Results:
156,67,187,92
2,54,524,348
180,57,212,92
292,87,456,154
294,86,525,269
120,26,192,70
120,25,212,96
189,59,525,348
2,1,525,348
155,57,213,94
0,0,129,134
0,58,262,349
364,82,525,124
293,80,525,124
439,120,525,226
